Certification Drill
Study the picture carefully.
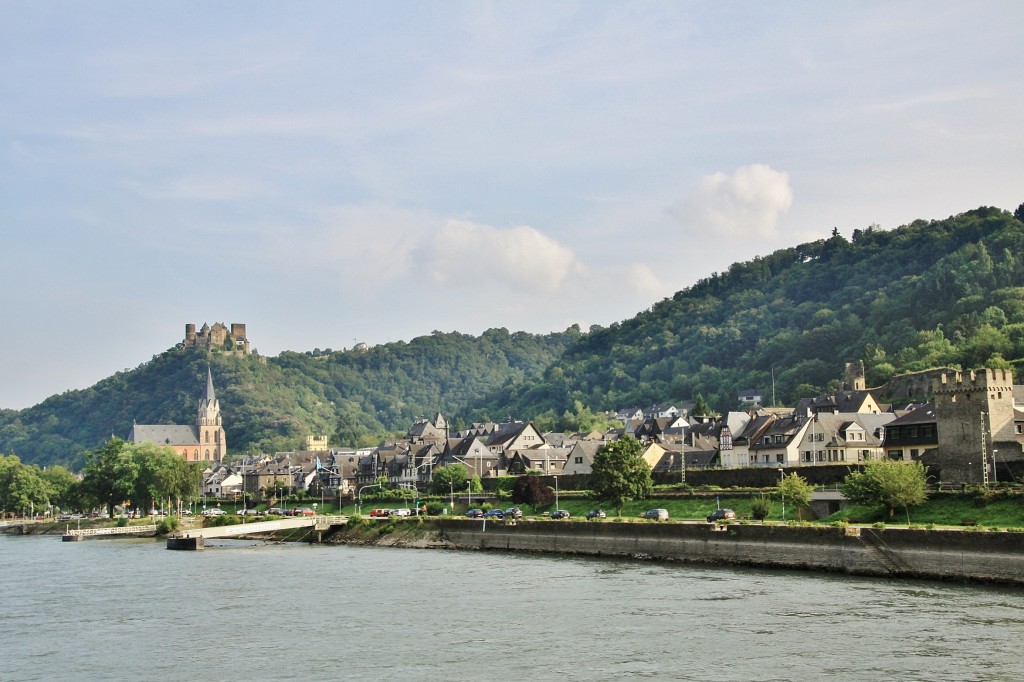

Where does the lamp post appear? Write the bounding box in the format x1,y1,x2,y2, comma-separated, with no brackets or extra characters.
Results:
449,482,454,513
779,468,785,521
992,450,999,485
554,476,560,510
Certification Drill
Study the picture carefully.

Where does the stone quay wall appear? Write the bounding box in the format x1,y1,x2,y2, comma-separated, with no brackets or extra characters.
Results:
431,519,1024,586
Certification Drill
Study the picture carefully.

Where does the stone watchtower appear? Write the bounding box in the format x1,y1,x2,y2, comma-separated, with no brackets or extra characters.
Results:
844,361,866,391
932,369,1015,484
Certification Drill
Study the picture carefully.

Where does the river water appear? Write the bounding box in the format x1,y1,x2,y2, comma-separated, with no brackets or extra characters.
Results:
1,534,1022,681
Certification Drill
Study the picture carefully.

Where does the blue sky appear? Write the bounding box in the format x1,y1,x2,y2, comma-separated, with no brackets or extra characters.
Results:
2,1,1023,409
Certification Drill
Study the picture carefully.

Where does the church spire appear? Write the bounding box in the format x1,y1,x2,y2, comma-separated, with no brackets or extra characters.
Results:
206,366,216,403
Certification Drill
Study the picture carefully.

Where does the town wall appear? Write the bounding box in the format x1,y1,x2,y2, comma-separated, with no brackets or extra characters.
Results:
431,519,1024,586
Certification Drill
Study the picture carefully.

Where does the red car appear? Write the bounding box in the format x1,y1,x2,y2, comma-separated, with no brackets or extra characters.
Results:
292,507,315,516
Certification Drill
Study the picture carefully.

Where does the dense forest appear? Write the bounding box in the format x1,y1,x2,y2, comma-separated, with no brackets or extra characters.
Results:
3,205,1023,470
486,205,1024,418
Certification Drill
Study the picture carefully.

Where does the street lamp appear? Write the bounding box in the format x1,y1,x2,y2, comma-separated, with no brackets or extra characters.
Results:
779,468,785,521
554,476,560,510
992,450,999,485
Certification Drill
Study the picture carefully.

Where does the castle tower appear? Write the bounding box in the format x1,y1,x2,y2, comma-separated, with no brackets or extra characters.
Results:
196,367,227,462
844,361,866,391
932,369,1015,484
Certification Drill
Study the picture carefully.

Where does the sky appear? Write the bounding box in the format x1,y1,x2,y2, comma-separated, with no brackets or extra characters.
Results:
2,1,1023,410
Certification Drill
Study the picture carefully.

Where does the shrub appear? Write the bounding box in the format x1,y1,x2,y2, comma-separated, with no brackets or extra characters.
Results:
960,518,978,526
156,517,180,535
750,495,773,521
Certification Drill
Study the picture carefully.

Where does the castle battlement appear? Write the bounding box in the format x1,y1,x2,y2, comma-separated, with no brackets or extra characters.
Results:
933,368,1014,395
183,322,250,355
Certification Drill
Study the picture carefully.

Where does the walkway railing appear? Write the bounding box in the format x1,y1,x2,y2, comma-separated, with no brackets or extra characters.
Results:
64,525,158,537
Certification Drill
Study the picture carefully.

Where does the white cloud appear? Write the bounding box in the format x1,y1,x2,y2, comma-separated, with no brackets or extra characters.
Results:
671,164,793,239
415,220,581,294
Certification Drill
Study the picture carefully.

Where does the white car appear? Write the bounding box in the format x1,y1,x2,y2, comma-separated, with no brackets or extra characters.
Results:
390,508,412,517
202,508,225,517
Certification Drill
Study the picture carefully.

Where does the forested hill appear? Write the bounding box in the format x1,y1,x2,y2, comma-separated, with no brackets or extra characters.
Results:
485,206,1024,420
0,327,576,469
4,205,1024,470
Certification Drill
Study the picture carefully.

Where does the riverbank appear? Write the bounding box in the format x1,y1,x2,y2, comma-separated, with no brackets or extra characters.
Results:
327,518,1024,586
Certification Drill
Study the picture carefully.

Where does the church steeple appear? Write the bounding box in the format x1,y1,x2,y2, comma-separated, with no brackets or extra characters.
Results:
196,367,226,462
197,367,221,426
206,366,216,403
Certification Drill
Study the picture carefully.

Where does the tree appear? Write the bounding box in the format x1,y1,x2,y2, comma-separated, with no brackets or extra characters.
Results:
40,465,79,511
510,475,553,508
0,454,50,515
132,443,201,513
692,394,711,417
1014,202,1024,222
79,438,141,517
589,437,653,516
778,472,814,520
429,463,469,495
841,460,929,523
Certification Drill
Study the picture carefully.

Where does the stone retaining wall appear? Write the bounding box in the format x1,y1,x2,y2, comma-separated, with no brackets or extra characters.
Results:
432,519,1024,586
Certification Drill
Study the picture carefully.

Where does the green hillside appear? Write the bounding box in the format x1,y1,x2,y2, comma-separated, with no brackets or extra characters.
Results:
0,327,574,469
3,205,1024,470
484,206,1024,417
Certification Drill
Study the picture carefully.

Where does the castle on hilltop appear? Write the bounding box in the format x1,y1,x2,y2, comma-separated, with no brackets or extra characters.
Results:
182,322,250,355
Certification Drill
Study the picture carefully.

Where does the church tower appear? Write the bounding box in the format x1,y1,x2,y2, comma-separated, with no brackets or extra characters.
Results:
196,367,227,462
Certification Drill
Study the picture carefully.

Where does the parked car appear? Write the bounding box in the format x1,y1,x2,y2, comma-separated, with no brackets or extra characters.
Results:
202,508,225,517
266,507,286,516
465,509,485,518
483,509,504,518
504,507,523,519
706,509,736,523
642,508,669,521
292,507,315,517
390,508,412,517
586,509,607,520
370,508,391,518
551,510,571,519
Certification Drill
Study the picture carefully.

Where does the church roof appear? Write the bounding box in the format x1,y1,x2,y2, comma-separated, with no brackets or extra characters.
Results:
129,424,199,447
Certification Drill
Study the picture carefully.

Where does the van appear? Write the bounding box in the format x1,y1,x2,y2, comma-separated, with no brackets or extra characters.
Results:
642,508,669,521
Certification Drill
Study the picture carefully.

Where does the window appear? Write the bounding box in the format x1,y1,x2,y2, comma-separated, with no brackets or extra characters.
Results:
776,454,784,464
575,457,583,464
910,448,920,458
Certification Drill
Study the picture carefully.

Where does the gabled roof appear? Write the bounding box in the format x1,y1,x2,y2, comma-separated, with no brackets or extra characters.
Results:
129,424,199,447
485,422,532,447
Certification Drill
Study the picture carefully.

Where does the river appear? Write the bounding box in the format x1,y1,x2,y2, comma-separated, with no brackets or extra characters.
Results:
1,534,1022,681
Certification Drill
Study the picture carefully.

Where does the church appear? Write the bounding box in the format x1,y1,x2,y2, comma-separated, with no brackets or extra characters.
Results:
128,368,227,463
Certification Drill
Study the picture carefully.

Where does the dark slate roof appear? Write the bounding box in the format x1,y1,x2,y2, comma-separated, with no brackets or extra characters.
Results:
129,424,199,446
886,403,936,426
